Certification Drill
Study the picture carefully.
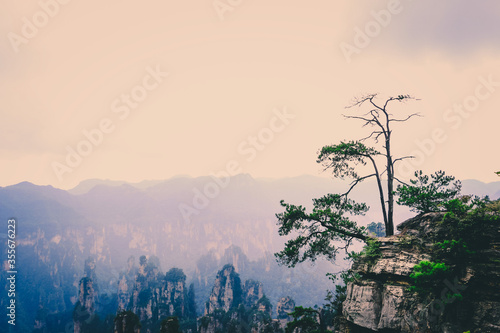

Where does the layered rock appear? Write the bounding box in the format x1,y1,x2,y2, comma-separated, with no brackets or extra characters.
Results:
117,256,138,310
243,280,265,309
73,257,101,333
342,212,500,332
201,264,276,333
119,256,196,331
276,296,295,328
205,264,243,315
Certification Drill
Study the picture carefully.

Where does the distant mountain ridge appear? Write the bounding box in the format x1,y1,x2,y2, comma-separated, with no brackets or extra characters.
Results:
1,174,499,332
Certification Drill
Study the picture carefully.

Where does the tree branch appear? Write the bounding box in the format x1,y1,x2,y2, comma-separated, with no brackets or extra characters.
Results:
390,113,422,123
392,156,414,164
343,174,376,197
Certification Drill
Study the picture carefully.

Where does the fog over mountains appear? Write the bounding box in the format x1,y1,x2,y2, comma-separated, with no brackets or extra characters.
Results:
0,174,499,331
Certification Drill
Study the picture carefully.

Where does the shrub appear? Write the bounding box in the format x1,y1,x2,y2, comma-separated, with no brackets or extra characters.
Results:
434,239,474,262
439,196,500,252
409,260,450,295
360,238,381,264
396,170,461,213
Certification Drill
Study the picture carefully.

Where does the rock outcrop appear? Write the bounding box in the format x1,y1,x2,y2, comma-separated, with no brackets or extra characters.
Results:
73,258,98,333
205,264,243,315
341,212,500,332
114,310,141,333
123,256,195,330
200,264,277,333
124,256,196,327
276,296,295,328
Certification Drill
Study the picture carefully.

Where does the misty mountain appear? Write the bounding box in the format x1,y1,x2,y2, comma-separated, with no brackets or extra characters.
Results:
0,174,499,332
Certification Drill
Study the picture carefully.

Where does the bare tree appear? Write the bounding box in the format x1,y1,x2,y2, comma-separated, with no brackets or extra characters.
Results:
317,94,420,236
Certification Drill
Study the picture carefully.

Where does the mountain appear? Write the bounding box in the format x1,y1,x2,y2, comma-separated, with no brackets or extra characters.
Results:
1,175,499,332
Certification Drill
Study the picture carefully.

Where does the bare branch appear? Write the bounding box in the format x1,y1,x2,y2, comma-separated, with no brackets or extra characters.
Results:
383,95,420,110
393,176,410,186
392,156,414,164
369,96,385,113
390,113,422,123
359,131,384,142
369,110,387,135
345,94,378,109
343,174,376,197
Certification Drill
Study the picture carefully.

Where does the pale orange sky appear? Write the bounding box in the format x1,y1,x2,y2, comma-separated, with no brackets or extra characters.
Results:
1,1,500,189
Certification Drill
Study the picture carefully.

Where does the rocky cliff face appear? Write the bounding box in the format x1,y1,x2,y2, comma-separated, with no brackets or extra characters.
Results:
276,296,295,328
205,264,243,315
201,264,277,333
73,259,97,333
117,256,196,331
341,212,500,332
243,280,265,308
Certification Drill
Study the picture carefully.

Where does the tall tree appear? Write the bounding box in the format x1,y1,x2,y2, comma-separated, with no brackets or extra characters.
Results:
276,94,419,267
317,94,419,236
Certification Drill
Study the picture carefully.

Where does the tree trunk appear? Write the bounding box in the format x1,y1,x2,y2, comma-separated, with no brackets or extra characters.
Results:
385,134,394,236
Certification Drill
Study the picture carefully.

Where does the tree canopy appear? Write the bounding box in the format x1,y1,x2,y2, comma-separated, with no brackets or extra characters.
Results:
396,170,462,213
275,194,368,267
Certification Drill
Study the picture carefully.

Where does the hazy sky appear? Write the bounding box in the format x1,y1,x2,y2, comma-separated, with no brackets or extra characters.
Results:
1,1,500,189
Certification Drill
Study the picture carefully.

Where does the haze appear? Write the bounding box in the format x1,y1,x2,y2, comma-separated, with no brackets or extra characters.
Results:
1,0,499,189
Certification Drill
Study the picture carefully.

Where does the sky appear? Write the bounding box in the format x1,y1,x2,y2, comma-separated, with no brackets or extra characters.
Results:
1,0,500,189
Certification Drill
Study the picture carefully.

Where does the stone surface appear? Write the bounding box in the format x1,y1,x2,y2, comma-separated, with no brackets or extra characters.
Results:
73,259,97,333
342,212,500,332
342,280,382,331
276,296,295,328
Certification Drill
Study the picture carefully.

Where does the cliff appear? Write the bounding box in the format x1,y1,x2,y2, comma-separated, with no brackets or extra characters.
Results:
121,256,196,331
276,296,295,328
200,264,278,333
341,210,500,332
73,259,97,333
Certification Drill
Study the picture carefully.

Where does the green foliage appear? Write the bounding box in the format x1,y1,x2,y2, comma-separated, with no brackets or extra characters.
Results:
275,194,368,267
160,316,180,333
114,310,141,333
199,315,211,329
366,222,385,237
201,296,279,333
434,239,474,261
187,283,197,320
396,170,462,213
165,268,186,282
409,261,450,295
138,289,152,307
257,295,272,314
285,306,323,333
439,196,500,252
359,238,381,264
317,141,380,180
325,269,360,319
398,234,419,249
